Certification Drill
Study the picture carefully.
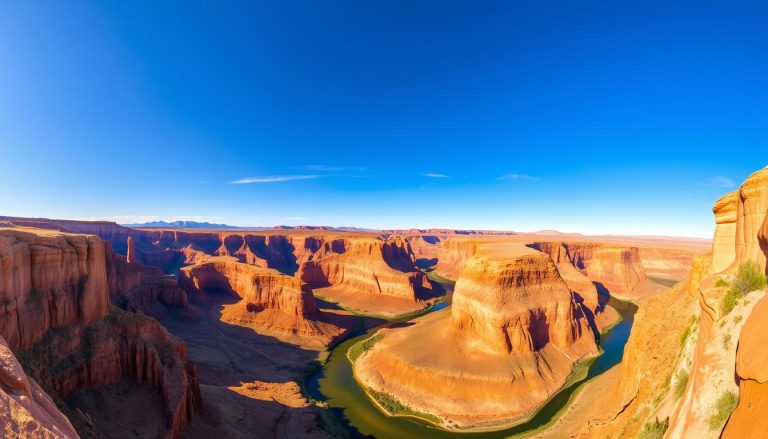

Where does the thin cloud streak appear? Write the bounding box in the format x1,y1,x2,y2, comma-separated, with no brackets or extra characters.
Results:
497,173,537,181
301,165,368,172
230,175,320,184
423,173,449,178
698,176,735,188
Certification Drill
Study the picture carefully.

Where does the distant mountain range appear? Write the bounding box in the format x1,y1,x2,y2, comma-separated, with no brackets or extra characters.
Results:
123,220,240,229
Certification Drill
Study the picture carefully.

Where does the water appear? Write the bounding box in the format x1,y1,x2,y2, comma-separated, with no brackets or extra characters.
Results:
308,297,637,439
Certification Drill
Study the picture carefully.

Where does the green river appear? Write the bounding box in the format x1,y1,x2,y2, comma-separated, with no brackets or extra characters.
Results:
308,292,637,439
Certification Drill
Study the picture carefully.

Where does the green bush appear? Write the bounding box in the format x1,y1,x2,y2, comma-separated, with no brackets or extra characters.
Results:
720,261,767,316
674,370,689,399
722,333,732,349
729,260,767,297
347,331,384,362
708,391,738,430
638,417,670,439
715,278,729,288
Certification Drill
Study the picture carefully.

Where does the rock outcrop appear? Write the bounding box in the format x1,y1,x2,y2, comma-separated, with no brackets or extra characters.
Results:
723,294,768,438
353,243,598,430
180,256,349,346
0,335,78,439
298,235,435,316
734,167,768,272
711,191,739,273
106,245,189,318
0,226,200,439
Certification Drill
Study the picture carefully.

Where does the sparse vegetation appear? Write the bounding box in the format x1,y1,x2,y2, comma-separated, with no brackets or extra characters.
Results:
720,261,767,316
722,333,732,350
673,370,689,398
733,314,743,325
715,278,729,288
347,331,384,363
679,326,692,348
638,417,669,439
708,391,739,430
368,389,441,423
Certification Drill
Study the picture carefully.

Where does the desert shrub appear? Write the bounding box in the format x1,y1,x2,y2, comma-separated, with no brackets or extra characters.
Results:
638,417,670,439
708,391,739,430
720,261,766,316
679,326,692,348
722,333,732,349
733,314,743,325
674,370,689,398
730,261,767,296
715,278,729,288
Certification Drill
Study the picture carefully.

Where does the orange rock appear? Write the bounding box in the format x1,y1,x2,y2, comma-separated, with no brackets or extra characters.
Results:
354,243,598,430
0,228,109,351
711,191,739,272
723,295,768,438
0,335,78,439
180,256,349,346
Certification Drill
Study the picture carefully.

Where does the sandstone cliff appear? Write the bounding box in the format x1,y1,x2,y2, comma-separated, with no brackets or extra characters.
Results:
180,256,349,346
0,228,109,351
722,294,768,438
353,243,598,430
0,335,78,439
0,226,200,439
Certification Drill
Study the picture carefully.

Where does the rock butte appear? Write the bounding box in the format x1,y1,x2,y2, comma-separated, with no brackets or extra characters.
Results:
351,234,689,430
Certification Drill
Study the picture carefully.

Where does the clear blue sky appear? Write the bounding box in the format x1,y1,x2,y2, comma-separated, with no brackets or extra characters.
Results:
1,1,766,237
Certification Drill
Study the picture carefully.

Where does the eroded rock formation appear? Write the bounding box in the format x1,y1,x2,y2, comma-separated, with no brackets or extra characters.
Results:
180,256,349,346
353,243,598,430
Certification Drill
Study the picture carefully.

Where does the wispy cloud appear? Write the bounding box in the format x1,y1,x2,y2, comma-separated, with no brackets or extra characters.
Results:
301,165,367,172
229,175,320,184
497,173,537,181
423,173,449,178
699,176,735,188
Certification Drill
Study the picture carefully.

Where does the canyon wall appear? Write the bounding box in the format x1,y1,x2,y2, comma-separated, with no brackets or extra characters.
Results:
0,226,200,439
0,229,109,352
529,241,646,300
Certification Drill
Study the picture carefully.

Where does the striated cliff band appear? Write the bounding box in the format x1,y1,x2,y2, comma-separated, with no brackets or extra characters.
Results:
0,226,201,439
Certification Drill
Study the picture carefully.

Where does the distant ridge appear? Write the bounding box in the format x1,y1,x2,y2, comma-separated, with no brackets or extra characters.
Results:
123,220,239,229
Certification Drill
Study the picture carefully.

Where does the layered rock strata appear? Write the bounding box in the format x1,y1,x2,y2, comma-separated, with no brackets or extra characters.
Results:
0,227,200,439
354,243,598,430
180,256,349,346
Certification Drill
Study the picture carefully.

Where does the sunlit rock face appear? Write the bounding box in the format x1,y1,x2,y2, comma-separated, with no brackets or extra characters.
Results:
353,242,598,430
711,191,739,273
734,167,768,272
0,335,79,439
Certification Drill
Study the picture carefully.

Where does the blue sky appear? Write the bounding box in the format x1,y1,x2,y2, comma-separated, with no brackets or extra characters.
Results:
1,1,766,237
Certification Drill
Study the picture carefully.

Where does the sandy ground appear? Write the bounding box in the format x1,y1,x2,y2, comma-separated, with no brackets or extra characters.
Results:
66,379,166,439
